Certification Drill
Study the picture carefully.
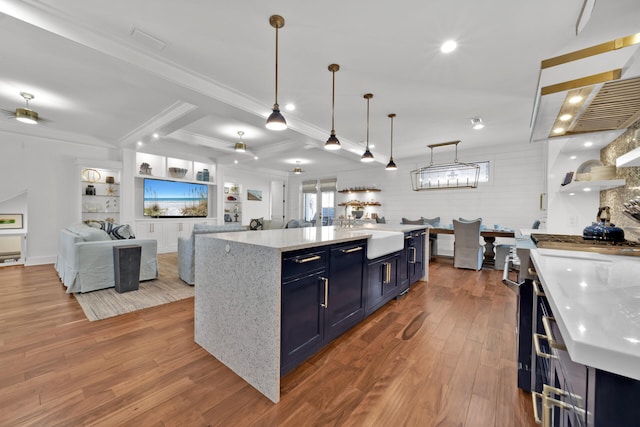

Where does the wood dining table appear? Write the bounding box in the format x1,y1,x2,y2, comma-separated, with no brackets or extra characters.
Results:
429,226,516,266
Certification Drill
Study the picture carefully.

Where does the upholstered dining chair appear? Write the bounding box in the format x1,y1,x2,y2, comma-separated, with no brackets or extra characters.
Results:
452,219,484,270
422,217,440,260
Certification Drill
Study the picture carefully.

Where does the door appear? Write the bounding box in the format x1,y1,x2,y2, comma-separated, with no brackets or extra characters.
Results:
326,241,365,340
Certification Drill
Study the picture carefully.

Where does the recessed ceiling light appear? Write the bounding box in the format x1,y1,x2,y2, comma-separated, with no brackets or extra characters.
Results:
559,114,572,121
369,144,375,149
152,133,159,139
583,187,591,192
234,160,238,164
553,127,565,134
440,40,457,53
137,141,143,146
569,155,577,159
584,141,593,147
285,103,295,111
569,192,575,196
569,95,583,104
471,117,484,129
254,156,259,160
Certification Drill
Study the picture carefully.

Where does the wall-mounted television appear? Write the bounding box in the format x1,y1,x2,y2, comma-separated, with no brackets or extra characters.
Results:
143,178,208,218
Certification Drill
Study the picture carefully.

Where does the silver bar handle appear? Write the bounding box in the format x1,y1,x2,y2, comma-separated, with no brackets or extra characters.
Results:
320,277,328,308
294,255,321,264
533,333,557,359
386,262,391,284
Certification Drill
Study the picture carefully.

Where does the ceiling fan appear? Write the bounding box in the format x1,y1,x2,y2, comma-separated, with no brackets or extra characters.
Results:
1,92,51,124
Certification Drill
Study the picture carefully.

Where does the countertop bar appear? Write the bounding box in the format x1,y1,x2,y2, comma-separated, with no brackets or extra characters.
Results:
194,224,427,403
530,248,640,380
202,223,428,251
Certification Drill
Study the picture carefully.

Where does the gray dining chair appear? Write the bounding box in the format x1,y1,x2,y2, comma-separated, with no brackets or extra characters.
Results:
422,217,440,260
452,219,484,270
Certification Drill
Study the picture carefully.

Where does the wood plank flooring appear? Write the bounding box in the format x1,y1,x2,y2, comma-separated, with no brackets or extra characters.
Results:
0,254,536,426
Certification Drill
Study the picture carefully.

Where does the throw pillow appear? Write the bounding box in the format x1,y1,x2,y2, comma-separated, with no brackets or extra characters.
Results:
423,216,441,226
109,224,136,240
85,220,136,239
401,217,424,225
249,217,264,230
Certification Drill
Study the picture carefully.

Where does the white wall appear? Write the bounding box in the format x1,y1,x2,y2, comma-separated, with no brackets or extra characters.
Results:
289,142,545,255
0,131,117,265
223,166,289,226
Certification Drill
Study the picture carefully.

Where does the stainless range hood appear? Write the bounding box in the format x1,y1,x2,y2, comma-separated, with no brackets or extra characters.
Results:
530,33,640,143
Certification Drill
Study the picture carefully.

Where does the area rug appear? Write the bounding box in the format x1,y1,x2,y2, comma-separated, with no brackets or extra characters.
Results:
74,278,193,321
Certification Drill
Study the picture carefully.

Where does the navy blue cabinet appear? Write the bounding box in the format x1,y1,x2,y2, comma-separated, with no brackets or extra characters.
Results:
281,248,327,375
281,240,366,374
365,252,399,315
408,229,426,285
327,242,366,341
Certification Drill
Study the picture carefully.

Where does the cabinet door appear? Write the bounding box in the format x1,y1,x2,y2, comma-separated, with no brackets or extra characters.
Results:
365,254,399,315
326,241,366,341
281,271,326,375
398,232,411,293
135,221,164,242
408,230,426,285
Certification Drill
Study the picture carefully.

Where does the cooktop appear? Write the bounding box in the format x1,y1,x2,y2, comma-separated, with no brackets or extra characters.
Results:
531,233,640,256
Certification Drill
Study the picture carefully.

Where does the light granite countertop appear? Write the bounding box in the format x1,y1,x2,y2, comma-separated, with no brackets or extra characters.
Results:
530,248,640,380
199,224,427,252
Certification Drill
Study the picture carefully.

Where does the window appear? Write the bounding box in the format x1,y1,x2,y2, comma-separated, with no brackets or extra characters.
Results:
302,178,336,225
477,161,490,183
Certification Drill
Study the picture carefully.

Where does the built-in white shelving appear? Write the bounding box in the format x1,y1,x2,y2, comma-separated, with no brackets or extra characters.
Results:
616,147,640,168
559,179,626,193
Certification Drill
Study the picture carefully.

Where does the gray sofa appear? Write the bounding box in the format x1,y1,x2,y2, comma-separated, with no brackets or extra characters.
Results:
178,223,247,285
55,223,158,293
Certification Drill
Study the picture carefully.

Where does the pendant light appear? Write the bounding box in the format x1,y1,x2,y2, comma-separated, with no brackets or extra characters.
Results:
361,93,375,162
385,113,397,170
266,15,287,131
324,63,341,150
234,131,247,153
293,160,303,174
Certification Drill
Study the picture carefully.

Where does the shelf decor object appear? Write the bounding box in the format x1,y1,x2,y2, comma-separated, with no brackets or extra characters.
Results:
325,63,341,150
0,214,23,230
410,140,480,190
265,15,287,131
82,168,101,183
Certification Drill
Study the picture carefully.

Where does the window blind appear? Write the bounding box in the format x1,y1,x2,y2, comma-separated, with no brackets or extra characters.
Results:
301,180,318,193
319,178,337,192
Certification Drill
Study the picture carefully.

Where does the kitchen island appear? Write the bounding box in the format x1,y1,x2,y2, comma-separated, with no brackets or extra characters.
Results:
526,247,640,425
194,224,428,403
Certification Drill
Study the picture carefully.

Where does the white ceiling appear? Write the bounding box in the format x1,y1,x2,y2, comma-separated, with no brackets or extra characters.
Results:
1,0,639,175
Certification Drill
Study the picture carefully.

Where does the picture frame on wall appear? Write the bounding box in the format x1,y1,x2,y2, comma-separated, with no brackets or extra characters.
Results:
247,189,262,201
0,214,23,230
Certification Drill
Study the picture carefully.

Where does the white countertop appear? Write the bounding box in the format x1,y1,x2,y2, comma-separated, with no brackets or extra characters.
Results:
530,248,640,380
199,224,426,252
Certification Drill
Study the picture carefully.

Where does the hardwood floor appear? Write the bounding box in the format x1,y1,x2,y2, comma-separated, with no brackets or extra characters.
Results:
0,254,536,426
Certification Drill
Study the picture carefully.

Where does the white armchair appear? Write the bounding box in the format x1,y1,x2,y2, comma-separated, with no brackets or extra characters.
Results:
453,219,483,270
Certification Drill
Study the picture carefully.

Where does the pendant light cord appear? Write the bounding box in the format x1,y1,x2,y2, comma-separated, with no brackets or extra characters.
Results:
366,97,370,149
331,70,336,132
390,115,394,158
274,26,279,106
